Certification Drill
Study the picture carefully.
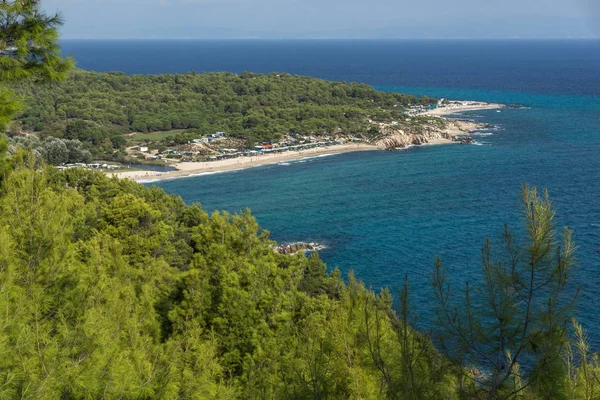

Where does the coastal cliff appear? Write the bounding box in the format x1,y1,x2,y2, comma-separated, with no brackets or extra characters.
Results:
374,118,484,149
369,99,503,150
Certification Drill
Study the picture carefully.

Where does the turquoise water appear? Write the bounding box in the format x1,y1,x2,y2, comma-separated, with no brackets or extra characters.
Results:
154,90,600,343
63,39,600,344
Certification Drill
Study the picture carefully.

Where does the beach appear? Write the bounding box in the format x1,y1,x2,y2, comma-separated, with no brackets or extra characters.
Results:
110,101,503,183
111,143,378,182
111,117,489,183
422,102,505,116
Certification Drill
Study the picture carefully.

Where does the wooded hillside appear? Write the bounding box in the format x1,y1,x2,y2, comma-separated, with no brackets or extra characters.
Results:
0,151,595,399
11,70,435,154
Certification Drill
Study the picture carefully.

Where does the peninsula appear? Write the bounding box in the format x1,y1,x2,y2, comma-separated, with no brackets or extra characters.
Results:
109,99,502,182
8,70,501,180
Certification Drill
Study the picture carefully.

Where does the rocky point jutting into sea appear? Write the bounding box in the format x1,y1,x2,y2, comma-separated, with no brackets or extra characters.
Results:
374,100,503,149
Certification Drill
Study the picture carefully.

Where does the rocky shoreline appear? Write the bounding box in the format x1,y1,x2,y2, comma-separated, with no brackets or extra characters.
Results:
375,118,488,149
374,101,504,150
275,242,325,255
452,135,475,144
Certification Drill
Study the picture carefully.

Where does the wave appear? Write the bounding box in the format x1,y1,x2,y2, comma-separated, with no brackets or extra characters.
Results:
297,153,337,162
136,168,246,183
392,144,416,151
273,154,337,167
136,179,162,183
190,168,246,177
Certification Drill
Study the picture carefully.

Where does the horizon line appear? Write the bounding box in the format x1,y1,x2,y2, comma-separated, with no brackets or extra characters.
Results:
60,37,599,41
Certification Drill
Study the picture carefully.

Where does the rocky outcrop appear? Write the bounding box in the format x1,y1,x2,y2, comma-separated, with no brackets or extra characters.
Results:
376,129,451,149
452,136,474,144
374,118,486,150
275,242,325,255
443,119,483,135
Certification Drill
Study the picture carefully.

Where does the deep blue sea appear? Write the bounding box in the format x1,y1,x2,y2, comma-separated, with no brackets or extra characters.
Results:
62,40,600,344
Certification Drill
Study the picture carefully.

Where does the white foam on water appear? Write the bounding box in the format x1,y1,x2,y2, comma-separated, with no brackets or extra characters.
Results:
136,153,343,184
136,179,161,183
298,153,336,161
136,168,246,183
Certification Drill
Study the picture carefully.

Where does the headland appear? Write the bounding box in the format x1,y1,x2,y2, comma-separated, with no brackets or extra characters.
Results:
110,100,502,183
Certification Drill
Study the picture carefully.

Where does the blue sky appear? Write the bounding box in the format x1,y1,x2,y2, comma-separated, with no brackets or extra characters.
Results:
44,0,599,39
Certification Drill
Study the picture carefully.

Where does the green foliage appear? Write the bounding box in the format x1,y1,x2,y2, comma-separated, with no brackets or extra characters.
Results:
12,69,435,153
7,135,92,164
0,87,21,130
0,134,11,179
564,319,600,400
0,162,449,398
0,151,595,400
433,186,578,400
0,0,74,130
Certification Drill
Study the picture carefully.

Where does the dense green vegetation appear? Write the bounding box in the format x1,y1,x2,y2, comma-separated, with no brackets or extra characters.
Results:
0,150,598,399
10,69,435,156
0,158,447,399
0,0,73,130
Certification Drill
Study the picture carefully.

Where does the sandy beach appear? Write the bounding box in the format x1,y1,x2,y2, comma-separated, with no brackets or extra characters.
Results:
422,102,504,116
111,143,379,182
111,126,476,183
109,102,501,183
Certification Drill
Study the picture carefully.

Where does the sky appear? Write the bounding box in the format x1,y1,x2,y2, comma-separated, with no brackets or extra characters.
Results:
44,0,600,39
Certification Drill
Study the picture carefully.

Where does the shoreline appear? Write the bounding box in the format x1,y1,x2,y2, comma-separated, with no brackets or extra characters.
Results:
109,100,503,183
421,102,505,117
110,127,477,184
111,143,379,182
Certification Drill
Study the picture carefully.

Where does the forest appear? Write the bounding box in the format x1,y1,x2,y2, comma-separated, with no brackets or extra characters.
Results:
0,144,598,399
9,69,436,158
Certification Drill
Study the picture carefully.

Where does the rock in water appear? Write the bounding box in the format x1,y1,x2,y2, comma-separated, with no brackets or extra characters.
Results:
452,136,474,144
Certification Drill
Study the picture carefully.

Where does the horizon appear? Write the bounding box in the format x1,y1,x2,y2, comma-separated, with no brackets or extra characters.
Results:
44,0,599,40
59,37,600,41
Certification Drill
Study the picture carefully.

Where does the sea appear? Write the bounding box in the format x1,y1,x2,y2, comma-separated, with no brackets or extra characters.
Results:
61,39,600,345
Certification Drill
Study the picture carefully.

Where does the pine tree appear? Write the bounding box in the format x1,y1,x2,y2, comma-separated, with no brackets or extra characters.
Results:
0,0,73,129
433,186,577,400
